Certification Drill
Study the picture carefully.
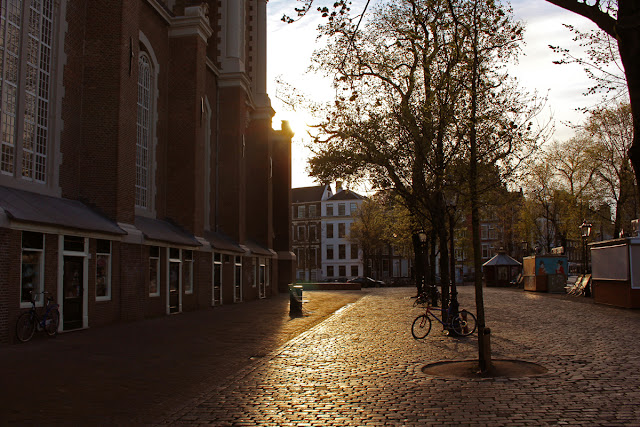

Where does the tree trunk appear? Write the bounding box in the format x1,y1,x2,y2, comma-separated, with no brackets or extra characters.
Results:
436,207,450,310
618,1,640,202
470,0,489,373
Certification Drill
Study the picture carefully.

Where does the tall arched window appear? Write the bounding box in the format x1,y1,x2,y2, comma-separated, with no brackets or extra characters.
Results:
136,53,152,209
0,0,56,183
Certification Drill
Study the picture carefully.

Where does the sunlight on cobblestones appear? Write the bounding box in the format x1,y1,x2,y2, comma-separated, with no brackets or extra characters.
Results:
167,287,640,425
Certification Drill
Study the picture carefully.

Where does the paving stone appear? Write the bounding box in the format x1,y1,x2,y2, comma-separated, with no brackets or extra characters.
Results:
162,287,640,426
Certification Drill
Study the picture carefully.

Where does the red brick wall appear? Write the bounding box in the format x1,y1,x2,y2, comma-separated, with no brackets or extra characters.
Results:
218,86,247,241
196,251,212,308
118,243,146,321
166,34,207,235
0,229,20,344
245,118,270,247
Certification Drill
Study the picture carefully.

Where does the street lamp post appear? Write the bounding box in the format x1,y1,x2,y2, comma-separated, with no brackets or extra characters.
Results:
580,220,592,275
413,229,428,297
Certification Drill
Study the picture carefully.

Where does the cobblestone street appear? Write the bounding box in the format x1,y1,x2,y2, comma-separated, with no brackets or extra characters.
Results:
161,287,640,426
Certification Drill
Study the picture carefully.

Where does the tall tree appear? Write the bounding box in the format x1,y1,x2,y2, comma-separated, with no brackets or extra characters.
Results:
545,0,640,200
585,102,638,235
301,0,544,309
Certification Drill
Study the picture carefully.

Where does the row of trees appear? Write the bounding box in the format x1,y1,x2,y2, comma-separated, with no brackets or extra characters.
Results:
521,102,637,251
347,102,636,279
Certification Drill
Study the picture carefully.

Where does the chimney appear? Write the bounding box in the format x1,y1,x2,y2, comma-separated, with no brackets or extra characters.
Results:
336,181,343,192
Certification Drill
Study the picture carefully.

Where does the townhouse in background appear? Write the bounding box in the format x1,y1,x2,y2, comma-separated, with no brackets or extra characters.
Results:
0,0,294,344
291,184,333,282
321,184,365,280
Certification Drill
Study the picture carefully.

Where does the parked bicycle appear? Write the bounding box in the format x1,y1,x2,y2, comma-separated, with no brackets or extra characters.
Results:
16,291,60,342
411,293,477,339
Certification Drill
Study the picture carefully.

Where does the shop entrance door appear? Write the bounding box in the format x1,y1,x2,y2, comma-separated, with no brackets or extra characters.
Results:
63,256,84,330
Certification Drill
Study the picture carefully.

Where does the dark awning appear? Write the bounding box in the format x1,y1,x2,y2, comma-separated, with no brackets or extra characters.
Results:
134,216,201,247
204,230,244,253
244,240,274,256
0,185,125,235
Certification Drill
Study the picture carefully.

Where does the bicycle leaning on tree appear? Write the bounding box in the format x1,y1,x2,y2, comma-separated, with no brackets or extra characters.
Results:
411,292,477,339
16,291,60,343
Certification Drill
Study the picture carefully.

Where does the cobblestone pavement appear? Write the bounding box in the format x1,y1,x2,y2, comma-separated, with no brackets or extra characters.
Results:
0,290,363,426
161,287,640,426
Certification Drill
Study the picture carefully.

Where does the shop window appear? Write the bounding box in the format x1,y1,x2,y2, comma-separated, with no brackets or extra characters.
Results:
64,235,85,252
234,256,242,302
184,250,193,294
96,240,111,301
149,246,160,296
21,231,44,306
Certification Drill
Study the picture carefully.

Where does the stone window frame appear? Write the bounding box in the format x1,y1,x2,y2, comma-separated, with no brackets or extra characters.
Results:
20,231,45,308
326,223,334,239
326,244,334,260
135,31,159,216
183,250,194,294
149,246,161,297
95,239,112,301
0,0,65,194
234,255,242,302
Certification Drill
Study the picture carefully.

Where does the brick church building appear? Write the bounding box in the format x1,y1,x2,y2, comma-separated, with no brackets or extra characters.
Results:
0,0,294,343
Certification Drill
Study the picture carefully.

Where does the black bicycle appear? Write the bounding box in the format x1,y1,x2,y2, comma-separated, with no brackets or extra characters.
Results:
16,291,60,342
411,293,477,339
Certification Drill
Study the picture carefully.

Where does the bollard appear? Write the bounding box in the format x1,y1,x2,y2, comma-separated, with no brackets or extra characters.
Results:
482,327,492,368
289,284,303,317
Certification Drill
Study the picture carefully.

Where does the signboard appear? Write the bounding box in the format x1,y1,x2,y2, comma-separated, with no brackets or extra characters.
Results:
592,244,629,281
535,257,568,276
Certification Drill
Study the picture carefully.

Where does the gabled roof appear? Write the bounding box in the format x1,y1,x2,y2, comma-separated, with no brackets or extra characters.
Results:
483,252,522,267
292,185,330,203
328,189,365,201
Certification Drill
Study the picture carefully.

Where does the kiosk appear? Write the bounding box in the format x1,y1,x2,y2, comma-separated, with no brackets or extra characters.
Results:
523,255,568,293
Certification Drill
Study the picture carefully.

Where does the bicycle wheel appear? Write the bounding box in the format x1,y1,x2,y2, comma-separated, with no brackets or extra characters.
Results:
45,308,60,336
451,310,477,337
16,312,36,342
411,314,432,339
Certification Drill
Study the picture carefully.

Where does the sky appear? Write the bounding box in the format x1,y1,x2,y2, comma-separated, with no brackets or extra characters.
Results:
266,0,608,189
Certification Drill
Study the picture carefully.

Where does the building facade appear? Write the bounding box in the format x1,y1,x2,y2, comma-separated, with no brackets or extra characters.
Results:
291,184,332,282
321,186,365,280
0,0,293,343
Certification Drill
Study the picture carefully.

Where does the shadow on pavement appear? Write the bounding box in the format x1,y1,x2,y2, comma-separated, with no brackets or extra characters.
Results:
0,290,363,425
